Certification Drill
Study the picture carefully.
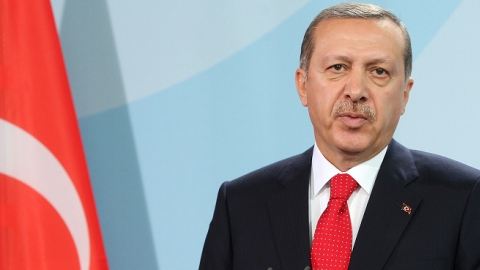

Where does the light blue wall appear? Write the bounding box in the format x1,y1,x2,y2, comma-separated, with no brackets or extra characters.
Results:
51,0,480,269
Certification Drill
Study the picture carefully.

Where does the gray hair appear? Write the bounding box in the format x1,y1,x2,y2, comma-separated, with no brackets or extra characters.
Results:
300,3,412,80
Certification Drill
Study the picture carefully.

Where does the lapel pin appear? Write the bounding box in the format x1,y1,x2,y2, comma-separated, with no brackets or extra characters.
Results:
401,203,412,215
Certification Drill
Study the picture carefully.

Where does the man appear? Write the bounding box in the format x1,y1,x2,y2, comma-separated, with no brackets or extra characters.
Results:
200,3,480,270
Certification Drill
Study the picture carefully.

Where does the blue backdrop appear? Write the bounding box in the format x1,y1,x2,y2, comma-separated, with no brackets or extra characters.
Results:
50,0,480,269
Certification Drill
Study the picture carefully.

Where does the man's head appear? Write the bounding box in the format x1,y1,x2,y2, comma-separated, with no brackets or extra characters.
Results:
300,3,412,80
295,3,414,171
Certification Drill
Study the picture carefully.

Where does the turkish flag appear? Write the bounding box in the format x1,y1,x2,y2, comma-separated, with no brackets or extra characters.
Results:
0,0,109,269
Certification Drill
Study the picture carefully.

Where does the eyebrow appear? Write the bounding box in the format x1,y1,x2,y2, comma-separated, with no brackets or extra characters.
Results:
365,58,396,65
325,55,352,63
323,55,396,65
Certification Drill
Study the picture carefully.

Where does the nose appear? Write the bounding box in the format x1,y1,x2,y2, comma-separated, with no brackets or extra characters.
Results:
343,68,368,102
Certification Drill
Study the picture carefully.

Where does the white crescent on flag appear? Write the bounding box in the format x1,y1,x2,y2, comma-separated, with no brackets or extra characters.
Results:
0,118,90,270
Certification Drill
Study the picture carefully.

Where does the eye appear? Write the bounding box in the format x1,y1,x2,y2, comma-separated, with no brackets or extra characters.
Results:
373,68,388,76
330,64,345,72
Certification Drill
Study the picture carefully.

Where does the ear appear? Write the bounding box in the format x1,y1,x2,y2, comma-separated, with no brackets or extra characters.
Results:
400,78,414,115
295,68,308,107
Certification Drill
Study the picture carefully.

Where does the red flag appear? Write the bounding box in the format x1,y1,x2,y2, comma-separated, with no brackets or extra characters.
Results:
0,0,109,269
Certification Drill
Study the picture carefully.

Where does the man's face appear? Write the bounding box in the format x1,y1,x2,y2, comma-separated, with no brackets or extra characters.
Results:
295,18,413,169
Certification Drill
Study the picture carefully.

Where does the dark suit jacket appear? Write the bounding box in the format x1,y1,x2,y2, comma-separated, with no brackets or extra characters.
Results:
199,140,480,270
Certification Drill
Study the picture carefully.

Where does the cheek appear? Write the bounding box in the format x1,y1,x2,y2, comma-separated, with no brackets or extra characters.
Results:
306,94,334,128
379,94,406,124
392,90,407,112
308,82,339,111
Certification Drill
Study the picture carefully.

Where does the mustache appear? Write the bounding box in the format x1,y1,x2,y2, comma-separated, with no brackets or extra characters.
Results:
333,101,376,121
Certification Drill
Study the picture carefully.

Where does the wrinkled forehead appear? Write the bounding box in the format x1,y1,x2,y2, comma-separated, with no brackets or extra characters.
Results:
314,17,406,51
311,18,406,68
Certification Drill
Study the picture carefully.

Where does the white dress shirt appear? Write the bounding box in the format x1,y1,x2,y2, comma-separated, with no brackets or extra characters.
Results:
309,143,388,248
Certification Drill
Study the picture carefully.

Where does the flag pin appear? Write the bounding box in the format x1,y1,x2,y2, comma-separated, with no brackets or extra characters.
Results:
401,203,412,215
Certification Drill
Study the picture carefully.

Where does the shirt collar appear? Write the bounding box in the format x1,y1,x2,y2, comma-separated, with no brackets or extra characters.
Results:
311,143,388,198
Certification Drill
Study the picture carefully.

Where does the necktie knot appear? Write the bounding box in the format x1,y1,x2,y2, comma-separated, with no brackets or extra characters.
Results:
330,173,358,200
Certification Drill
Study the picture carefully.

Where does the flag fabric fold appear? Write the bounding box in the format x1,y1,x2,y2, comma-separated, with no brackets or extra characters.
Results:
0,0,109,269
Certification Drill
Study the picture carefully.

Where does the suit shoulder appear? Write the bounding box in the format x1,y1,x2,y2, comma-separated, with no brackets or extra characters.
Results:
224,147,313,194
411,149,480,185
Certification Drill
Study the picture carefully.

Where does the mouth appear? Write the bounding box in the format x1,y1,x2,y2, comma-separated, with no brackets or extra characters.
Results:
333,101,376,127
338,112,368,127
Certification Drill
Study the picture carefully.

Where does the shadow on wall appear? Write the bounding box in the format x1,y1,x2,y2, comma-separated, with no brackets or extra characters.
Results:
59,0,159,269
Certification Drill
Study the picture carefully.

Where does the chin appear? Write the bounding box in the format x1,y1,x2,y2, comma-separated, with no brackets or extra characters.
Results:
333,136,372,155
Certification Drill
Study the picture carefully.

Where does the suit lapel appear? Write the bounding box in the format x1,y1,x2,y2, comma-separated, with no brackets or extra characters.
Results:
267,148,312,270
349,140,422,270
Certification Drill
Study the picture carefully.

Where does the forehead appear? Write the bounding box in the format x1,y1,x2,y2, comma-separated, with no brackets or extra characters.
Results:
311,18,405,63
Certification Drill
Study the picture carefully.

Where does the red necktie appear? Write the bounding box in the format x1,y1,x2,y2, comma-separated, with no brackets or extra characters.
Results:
311,174,359,270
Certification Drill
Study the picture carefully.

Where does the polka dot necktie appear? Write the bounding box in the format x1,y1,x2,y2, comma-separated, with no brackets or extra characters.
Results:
311,174,359,270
